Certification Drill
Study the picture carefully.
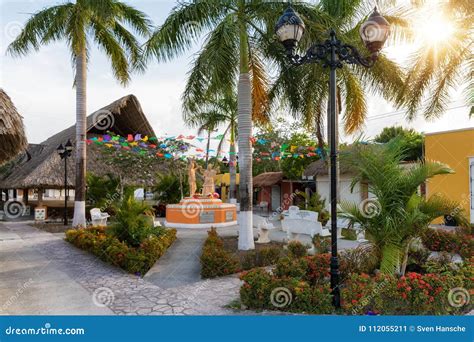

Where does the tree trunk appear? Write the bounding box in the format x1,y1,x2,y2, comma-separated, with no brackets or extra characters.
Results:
229,120,236,200
237,11,254,250
205,129,211,168
72,48,88,227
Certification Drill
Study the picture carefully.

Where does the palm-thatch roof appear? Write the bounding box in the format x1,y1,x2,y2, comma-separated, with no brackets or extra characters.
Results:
0,89,28,164
303,159,355,177
0,95,156,189
253,172,284,187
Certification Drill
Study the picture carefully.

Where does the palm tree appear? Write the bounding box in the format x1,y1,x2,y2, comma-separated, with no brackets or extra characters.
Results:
184,93,238,199
267,0,410,139
398,0,474,119
339,138,469,275
7,0,152,226
145,0,313,250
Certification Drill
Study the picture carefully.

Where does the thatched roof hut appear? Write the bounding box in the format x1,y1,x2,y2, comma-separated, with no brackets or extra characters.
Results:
0,89,27,164
0,94,157,189
253,172,284,187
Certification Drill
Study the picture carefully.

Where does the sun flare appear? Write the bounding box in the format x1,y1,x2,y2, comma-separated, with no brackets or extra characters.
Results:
416,3,456,46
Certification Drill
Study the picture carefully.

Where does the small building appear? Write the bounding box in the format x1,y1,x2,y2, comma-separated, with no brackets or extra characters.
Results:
0,94,156,219
253,172,305,213
303,159,367,211
425,127,474,224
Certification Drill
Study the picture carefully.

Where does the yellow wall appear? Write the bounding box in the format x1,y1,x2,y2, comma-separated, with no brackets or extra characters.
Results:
214,173,240,202
425,127,474,223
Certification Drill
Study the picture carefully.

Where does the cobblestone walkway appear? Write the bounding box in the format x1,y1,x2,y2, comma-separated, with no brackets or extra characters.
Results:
0,222,243,315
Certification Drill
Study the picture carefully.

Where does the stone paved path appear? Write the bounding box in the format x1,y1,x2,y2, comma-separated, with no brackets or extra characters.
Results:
0,222,243,315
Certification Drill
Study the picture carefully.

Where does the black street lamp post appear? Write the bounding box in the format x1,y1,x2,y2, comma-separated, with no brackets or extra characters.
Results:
57,139,73,226
275,6,390,308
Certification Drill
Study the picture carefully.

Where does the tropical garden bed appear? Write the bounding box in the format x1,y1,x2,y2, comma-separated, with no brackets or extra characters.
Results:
236,140,474,315
66,195,176,276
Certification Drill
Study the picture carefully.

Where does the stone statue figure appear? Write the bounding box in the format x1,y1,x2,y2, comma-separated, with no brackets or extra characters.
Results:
187,159,198,197
201,164,219,196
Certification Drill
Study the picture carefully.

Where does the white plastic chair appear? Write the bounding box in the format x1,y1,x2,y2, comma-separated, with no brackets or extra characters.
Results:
90,208,110,227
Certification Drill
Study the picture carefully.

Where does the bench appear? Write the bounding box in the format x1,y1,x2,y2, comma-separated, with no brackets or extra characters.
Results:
253,214,277,244
282,208,330,240
90,208,110,227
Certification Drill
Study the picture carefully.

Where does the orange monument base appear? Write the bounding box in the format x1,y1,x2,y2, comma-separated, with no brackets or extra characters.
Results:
165,197,237,228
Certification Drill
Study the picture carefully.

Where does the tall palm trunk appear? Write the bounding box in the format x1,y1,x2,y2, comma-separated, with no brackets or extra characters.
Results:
205,129,211,168
229,121,236,200
72,48,88,227
237,10,254,250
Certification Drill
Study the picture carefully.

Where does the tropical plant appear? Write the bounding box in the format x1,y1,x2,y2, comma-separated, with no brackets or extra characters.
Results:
267,1,410,142
7,1,152,226
397,0,474,119
297,191,330,225
184,92,239,199
339,138,469,275
374,126,424,161
145,0,313,250
110,194,157,247
153,172,190,205
86,173,120,210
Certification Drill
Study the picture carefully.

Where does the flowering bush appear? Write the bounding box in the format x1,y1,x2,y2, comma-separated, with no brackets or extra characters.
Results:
200,229,239,278
287,240,308,258
65,226,176,275
421,228,473,259
342,272,469,315
240,268,334,314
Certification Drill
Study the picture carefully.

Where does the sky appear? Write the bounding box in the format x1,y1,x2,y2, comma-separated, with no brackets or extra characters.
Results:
0,0,472,150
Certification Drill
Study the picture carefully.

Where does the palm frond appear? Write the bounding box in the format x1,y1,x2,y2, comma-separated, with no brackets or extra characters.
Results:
144,0,231,62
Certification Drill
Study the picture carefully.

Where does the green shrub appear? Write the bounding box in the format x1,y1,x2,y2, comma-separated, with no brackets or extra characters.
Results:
312,235,330,254
287,241,308,258
342,272,468,315
341,228,357,240
305,254,331,285
110,195,158,247
65,226,176,275
200,229,239,278
421,227,473,259
339,245,379,281
241,246,283,270
274,256,308,279
240,268,334,314
259,246,282,265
